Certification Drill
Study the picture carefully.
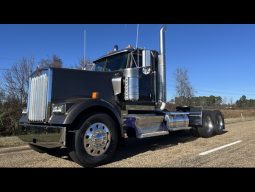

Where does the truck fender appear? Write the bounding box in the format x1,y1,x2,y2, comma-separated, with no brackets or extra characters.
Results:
64,99,123,136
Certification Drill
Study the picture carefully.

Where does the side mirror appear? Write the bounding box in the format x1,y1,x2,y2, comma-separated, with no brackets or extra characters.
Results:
142,50,151,74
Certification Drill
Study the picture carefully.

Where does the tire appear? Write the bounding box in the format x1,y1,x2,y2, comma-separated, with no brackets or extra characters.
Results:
70,113,119,167
198,110,215,138
212,110,225,135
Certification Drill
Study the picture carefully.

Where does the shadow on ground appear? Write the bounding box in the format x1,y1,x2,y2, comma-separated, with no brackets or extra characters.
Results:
111,131,197,163
60,130,228,166
61,131,199,165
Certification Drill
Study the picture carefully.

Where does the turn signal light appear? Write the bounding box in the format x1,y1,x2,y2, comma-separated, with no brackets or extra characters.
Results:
91,92,99,99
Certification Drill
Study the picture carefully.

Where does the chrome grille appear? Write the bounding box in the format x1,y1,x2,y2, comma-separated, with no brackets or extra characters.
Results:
28,72,49,122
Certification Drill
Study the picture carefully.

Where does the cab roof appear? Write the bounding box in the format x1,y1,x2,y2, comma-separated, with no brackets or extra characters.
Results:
93,48,135,63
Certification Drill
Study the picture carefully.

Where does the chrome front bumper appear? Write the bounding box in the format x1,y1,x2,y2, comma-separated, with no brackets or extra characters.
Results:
18,123,66,149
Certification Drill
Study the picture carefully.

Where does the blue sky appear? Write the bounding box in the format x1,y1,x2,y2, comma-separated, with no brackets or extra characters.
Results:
0,24,255,103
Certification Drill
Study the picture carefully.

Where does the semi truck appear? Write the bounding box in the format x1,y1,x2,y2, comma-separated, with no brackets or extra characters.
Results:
18,26,225,167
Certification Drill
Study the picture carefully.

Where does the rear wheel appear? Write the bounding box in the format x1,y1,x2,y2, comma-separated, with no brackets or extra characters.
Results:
212,110,225,135
198,111,215,138
69,113,118,167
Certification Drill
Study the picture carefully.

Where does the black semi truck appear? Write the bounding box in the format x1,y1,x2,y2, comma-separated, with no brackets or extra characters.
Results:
19,26,225,167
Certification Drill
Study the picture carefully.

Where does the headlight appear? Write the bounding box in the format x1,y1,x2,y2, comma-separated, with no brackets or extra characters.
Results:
52,104,66,114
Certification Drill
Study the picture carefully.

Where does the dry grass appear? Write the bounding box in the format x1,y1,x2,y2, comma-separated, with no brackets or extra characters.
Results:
220,109,255,119
220,109,255,124
0,136,25,148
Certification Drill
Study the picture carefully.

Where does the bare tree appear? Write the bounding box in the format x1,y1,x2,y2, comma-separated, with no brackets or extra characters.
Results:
175,68,194,106
39,54,63,68
4,57,34,105
229,97,234,106
0,87,5,103
75,58,94,70
222,96,228,105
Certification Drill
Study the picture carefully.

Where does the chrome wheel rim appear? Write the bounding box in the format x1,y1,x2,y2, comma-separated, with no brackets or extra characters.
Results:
84,123,111,156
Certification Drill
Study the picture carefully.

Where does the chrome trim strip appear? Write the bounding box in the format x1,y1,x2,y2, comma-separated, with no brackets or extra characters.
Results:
138,131,169,138
169,127,192,131
166,112,190,115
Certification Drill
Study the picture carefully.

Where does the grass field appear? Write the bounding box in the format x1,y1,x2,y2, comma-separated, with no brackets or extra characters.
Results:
220,109,255,119
0,136,25,148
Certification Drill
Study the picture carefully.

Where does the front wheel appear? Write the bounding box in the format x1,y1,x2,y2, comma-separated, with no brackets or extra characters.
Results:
70,113,119,167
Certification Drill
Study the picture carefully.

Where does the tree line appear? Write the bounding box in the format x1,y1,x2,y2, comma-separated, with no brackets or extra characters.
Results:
235,95,255,108
172,95,255,109
175,95,223,108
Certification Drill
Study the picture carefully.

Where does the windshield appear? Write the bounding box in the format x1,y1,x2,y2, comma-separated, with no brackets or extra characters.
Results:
94,53,128,72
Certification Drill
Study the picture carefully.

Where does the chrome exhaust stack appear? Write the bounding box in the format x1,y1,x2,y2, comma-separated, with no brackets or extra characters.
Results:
157,25,167,110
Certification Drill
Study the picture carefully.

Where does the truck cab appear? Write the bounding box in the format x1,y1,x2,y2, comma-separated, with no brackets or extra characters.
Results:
18,26,225,167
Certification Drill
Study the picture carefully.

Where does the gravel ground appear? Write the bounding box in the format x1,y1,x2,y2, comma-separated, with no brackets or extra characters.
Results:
0,120,254,167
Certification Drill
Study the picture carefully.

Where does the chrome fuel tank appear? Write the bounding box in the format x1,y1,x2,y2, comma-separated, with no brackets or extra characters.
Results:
165,112,189,129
